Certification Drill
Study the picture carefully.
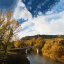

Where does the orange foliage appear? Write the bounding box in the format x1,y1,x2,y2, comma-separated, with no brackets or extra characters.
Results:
42,38,64,63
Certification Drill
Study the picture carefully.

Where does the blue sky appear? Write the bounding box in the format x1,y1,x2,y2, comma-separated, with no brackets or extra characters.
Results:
0,0,64,38
0,0,14,7
0,0,17,12
0,0,59,16
22,0,59,16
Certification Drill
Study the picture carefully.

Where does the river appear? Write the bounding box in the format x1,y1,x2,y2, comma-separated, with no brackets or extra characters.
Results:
27,54,63,64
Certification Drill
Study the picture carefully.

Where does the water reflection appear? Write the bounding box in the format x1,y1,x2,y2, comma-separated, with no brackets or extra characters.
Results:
27,54,63,64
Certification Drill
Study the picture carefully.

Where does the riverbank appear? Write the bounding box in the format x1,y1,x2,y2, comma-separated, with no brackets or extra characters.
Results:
0,51,30,64
20,35,64,63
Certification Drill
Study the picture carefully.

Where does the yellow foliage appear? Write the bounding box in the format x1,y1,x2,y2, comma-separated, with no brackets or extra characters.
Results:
42,38,64,63
14,41,21,48
35,37,45,48
6,10,12,21
0,10,20,54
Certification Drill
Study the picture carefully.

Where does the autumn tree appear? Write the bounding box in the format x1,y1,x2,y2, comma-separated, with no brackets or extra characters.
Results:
0,10,20,58
35,37,45,48
42,38,64,63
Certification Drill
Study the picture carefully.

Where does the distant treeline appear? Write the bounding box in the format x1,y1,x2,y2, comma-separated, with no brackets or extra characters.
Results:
21,35,64,40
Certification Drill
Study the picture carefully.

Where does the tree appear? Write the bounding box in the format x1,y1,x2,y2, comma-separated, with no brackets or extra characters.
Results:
0,10,20,59
42,38,64,62
35,37,45,48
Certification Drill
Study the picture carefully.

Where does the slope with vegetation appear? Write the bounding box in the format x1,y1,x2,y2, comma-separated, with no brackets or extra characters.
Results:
20,35,64,63
42,38,64,63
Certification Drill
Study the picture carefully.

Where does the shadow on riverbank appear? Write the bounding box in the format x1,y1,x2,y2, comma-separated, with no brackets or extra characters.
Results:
0,53,30,64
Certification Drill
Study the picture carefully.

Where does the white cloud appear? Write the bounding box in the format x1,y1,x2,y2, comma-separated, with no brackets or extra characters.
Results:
13,0,32,20
15,11,64,39
13,0,64,39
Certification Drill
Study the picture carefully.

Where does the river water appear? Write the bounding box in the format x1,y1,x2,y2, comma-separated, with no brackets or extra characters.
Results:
27,54,63,64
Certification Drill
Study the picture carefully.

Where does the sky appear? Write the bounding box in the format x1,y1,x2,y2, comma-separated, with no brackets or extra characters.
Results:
0,0,64,39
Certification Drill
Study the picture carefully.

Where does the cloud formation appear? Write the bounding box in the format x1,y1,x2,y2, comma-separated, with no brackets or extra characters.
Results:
13,0,32,20
13,0,64,39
